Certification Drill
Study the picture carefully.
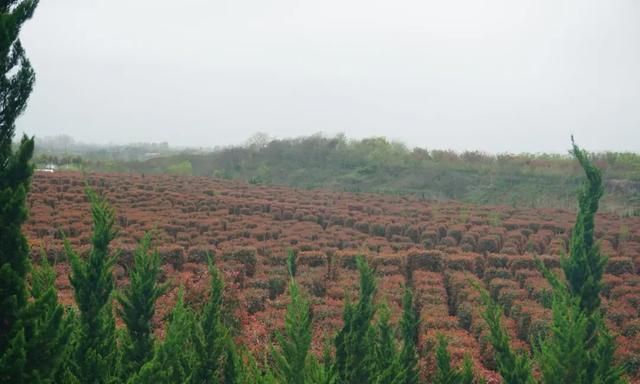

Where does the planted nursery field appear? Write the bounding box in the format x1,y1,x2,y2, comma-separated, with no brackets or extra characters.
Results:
26,171,640,381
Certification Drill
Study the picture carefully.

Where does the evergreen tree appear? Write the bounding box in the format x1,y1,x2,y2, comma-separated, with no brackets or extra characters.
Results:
20,254,75,383
67,189,119,383
396,287,420,384
287,248,298,278
563,138,607,316
272,270,312,384
131,288,195,384
480,139,627,384
533,139,626,384
478,287,534,384
223,342,242,384
117,232,168,379
191,255,229,383
372,303,400,384
433,335,474,384
334,255,377,384
0,0,39,381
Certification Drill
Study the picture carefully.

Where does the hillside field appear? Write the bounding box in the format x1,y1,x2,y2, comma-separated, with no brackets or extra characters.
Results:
26,171,640,381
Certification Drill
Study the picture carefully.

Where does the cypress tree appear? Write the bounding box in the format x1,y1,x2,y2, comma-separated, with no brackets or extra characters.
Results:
433,335,474,384
272,266,312,384
480,139,626,384
334,255,376,384
563,138,607,316
67,189,119,383
397,287,420,384
0,0,39,381
20,254,75,383
478,287,534,384
223,342,242,384
287,248,297,278
132,288,195,384
191,255,229,383
372,303,400,384
534,140,626,384
117,232,168,379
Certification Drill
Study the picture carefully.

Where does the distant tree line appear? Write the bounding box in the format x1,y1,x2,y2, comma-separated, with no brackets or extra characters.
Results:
34,133,640,213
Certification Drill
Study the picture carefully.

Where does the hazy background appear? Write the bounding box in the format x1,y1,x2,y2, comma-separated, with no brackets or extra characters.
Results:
17,0,640,153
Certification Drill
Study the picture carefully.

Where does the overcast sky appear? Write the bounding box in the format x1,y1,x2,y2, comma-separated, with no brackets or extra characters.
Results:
17,0,640,153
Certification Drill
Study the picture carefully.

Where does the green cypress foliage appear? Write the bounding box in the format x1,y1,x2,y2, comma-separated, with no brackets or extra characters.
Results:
223,342,242,384
132,288,195,384
117,232,168,379
534,140,626,384
0,0,39,380
191,255,229,383
67,189,119,383
563,138,607,316
272,270,312,384
397,287,420,384
372,303,400,384
0,327,26,382
20,255,74,383
433,335,474,384
534,285,590,384
334,255,376,384
480,139,626,384
478,287,534,384
287,248,298,278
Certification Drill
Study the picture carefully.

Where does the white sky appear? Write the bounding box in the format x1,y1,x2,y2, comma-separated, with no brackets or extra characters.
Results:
17,0,640,153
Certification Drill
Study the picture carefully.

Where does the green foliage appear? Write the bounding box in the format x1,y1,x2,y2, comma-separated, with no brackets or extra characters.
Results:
191,256,229,383
478,287,535,384
117,232,168,379
0,1,39,380
272,276,312,384
372,303,400,384
533,140,627,384
397,287,420,384
20,255,75,383
480,140,627,384
0,327,26,383
166,160,193,176
68,134,640,212
334,255,377,384
434,335,474,384
131,288,195,384
562,138,607,316
67,189,119,383
287,248,298,278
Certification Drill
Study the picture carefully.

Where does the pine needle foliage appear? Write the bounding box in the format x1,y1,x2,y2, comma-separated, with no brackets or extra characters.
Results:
334,255,377,384
67,188,119,383
117,232,168,379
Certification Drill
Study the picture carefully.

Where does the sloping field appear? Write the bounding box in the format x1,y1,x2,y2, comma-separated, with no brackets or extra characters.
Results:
26,171,640,380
